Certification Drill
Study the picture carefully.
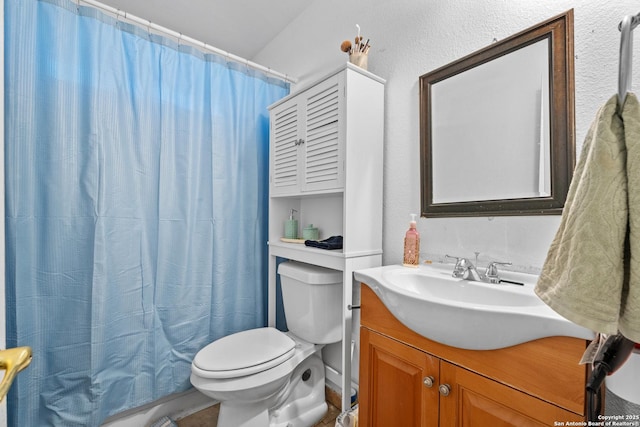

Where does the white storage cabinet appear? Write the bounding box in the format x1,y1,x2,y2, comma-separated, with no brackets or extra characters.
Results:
267,63,385,411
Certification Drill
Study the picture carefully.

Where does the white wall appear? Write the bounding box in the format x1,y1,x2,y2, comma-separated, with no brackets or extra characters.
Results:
255,0,640,393
255,0,640,271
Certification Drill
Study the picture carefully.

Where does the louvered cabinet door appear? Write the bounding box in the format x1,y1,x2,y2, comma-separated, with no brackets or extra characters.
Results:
270,99,303,196
301,74,345,193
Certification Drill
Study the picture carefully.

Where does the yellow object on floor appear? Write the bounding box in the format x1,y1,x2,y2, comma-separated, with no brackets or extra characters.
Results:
0,346,32,401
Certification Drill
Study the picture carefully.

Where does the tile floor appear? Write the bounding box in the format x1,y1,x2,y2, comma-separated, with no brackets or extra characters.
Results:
175,401,340,427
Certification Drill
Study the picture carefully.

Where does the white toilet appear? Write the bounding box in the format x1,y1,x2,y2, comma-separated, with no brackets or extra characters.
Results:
190,261,343,427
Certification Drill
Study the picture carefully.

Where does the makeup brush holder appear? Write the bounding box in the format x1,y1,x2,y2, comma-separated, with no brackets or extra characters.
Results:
349,52,368,70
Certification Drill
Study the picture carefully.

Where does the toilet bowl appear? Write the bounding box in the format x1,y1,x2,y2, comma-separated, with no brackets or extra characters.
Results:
190,261,343,427
190,327,327,427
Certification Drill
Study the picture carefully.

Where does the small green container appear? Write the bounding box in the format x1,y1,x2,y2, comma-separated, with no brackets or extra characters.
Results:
302,224,319,240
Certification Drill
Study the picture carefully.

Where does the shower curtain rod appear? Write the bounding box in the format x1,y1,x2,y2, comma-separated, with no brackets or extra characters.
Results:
77,0,298,84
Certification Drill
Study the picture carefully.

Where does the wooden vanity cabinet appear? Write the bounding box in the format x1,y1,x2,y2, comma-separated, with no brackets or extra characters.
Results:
359,284,590,427
360,328,439,426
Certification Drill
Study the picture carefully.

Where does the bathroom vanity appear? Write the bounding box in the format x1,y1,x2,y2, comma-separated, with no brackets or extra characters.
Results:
358,283,590,426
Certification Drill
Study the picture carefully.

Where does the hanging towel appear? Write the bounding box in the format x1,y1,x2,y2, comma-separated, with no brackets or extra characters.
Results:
622,93,640,341
535,94,640,343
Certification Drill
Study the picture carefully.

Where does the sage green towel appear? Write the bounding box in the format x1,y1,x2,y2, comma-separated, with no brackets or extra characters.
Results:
535,93,640,343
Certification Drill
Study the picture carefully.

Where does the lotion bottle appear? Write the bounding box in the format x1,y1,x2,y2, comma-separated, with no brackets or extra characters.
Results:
403,214,420,267
284,209,298,239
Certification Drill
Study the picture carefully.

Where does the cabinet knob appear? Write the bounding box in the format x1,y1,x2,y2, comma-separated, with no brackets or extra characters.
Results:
423,376,434,388
439,384,451,397
294,138,305,146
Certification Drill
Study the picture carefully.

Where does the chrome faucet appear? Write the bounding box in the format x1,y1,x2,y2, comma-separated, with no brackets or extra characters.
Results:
445,255,511,284
445,255,483,281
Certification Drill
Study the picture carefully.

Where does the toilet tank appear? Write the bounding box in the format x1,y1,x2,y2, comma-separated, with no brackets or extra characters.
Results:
278,261,343,344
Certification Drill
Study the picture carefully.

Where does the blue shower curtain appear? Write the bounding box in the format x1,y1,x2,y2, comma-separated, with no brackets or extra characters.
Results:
4,0,288,425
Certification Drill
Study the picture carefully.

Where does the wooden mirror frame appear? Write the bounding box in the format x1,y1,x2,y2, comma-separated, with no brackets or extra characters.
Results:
419,10,575,217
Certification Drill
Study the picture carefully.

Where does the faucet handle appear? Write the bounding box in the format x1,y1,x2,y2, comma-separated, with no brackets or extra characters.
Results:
444,254,459,263
445,255,471,278
485,261,512,283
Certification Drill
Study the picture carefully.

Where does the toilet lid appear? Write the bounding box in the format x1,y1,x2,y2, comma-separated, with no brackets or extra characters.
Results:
193,327,296,379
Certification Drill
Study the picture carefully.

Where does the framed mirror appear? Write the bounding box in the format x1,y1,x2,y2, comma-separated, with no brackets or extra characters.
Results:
419,10,575,217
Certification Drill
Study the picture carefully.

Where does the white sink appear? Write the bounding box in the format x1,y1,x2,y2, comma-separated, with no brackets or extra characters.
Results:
354,264,593,350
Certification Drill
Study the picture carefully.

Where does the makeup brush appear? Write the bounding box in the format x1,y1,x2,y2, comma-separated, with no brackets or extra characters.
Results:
340,40,352,53
362,39,370,53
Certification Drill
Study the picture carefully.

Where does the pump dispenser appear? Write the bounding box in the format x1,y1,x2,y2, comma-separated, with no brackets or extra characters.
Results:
403,214,420,267
284,209,298,239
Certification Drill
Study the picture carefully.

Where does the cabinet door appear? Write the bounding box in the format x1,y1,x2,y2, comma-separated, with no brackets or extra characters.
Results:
438,361,584,427
360,328,439,427
270,74,345,196
301,73,344,192
270,98,302,196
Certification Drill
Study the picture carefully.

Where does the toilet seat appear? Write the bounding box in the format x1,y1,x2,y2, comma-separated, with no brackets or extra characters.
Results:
192,327,296,379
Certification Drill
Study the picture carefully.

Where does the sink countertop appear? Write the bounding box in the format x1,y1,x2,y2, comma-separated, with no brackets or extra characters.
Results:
354,263,594,350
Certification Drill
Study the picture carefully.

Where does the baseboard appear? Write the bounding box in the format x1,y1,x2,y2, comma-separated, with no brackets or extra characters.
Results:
325,385,343,411
324,365,359,412
103,365,353,426
325,364,342,392
102,389,215,427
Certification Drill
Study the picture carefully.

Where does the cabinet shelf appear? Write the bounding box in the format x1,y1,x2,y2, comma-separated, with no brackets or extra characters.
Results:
269,188,344,199
269,240,344,268
269,240,344,255
269,240,383,270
